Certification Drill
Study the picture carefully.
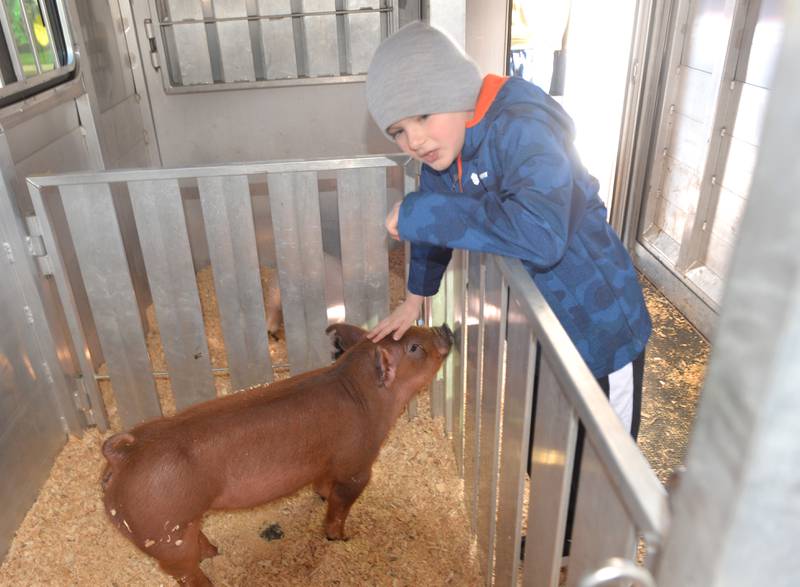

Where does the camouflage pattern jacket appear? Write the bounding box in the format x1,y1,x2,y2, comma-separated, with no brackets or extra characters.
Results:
398,75,651,378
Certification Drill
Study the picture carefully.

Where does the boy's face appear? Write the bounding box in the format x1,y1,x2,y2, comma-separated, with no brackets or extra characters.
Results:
387,112,473,171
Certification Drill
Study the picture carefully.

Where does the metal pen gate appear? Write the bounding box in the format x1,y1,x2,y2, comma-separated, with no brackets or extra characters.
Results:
26,154,668,584
26,155,410,431
428,250,669,586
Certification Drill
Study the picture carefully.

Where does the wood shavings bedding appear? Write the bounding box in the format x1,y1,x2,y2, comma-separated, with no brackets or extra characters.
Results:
1,248,483,586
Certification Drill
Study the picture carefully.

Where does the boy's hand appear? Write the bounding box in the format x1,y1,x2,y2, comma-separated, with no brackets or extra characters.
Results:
385,201,401,241
368,293,424,342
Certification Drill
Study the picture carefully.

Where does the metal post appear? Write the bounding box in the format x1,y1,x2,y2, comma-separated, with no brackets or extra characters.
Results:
656,5,800,585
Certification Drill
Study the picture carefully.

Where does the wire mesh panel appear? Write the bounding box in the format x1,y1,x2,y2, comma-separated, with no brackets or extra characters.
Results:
268,170,329,374
128,179,216,410
198,175,273,390
59,183,161,429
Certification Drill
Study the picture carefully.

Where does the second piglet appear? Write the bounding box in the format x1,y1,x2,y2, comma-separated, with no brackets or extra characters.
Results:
101,322,453,587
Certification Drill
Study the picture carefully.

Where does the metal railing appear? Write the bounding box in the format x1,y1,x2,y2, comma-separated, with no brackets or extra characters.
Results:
26,154,668,584
428,250,669,586
27,154,410,430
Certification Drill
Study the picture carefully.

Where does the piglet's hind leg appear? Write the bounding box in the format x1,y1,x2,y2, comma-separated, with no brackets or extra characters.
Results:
324,472,370,541
198,531,219,560
153,521,212,586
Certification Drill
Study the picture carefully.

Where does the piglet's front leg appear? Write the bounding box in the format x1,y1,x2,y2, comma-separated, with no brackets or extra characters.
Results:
324,471,371,540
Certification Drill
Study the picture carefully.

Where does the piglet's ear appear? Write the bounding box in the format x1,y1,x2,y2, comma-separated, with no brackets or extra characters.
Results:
326,323,367,359
375,347,396,388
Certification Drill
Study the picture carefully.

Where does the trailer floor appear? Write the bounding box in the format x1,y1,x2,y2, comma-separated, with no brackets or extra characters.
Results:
637,274,710,485
0,254,708,586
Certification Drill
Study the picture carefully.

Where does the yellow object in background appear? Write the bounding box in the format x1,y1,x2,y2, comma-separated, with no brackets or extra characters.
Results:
34,17,49,47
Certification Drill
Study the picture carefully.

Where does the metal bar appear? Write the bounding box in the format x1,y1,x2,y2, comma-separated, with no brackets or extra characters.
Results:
609,0,655,235
452,248,467,474
430,275,446,419
26,185,108,431
493,295,536,586
213,0,255,83
198,175,273,390
160,72,366,93
0,0,26,81
0,140,82,434
566,441,638,587
268,171,329,374
290,0,308,77
201,0,224,82
336,167,388,328
303,0,340,77
156,6,392,24
26,155,408,188
60,182,161,429
344,0,381,74
639,0,692,235
335,0,348,75
675,0,752,273
75,93,105,169
245,0,267,80
128,179,216,410
37,0,60,68
463,251,485,532
621,0,670,251
403,161,418,419
522,354,578,587
94,362,290,381
476,256,507,577
114,0,161,164
258,0,298,80
18,0,42,74
496,254,668,539
442,255,455,437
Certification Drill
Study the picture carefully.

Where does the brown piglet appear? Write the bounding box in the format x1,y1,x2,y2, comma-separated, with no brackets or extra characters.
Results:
100,323,453,586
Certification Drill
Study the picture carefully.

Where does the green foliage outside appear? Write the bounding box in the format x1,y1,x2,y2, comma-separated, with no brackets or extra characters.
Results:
8,0,56,77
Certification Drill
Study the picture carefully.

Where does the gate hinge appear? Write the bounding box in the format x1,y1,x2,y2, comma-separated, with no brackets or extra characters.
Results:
72,376,96,426
24,215,54,276
144,19,161,70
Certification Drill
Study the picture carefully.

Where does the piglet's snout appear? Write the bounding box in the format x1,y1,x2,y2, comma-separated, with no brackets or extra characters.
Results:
433,323,455,356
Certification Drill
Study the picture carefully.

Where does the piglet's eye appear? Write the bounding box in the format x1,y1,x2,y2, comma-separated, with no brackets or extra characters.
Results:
406,343,426,357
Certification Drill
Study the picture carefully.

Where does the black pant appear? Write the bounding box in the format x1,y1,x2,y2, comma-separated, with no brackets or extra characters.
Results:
526,347,645,556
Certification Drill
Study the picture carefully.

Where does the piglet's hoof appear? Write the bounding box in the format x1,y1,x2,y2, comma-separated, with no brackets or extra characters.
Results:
325,528,348,541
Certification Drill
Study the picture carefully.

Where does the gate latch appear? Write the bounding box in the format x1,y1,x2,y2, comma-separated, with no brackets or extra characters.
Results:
24,215,53,276
144,19,161,70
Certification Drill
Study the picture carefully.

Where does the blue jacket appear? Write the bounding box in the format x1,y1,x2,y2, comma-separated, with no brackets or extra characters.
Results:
398,75,651,378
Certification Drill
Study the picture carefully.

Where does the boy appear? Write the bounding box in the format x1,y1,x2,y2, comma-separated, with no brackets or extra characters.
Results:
365,21,650,440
